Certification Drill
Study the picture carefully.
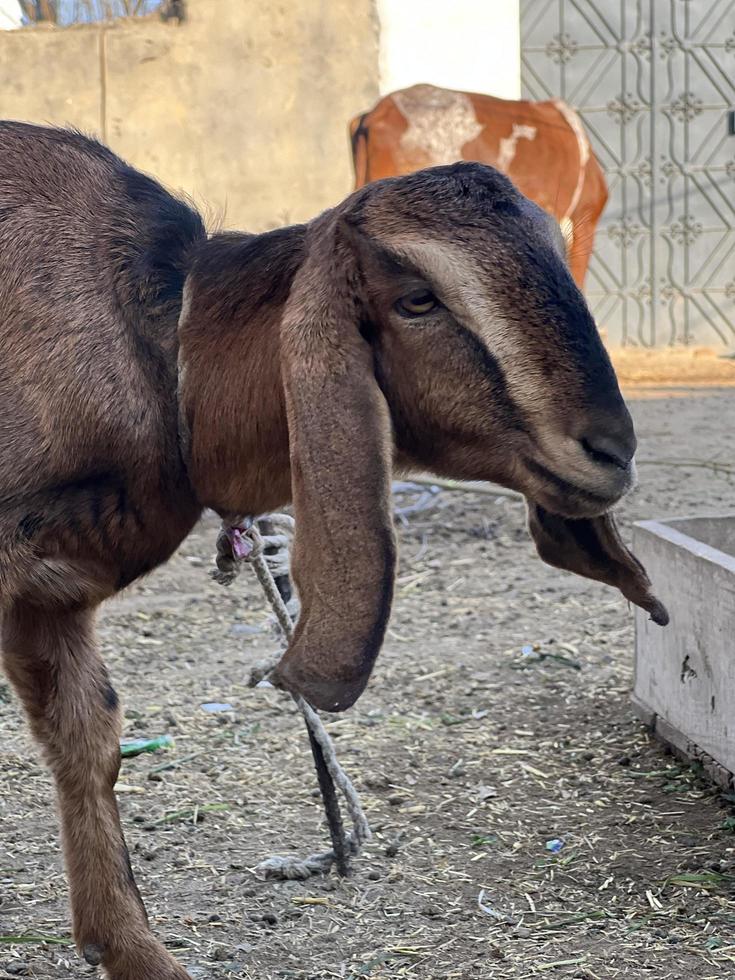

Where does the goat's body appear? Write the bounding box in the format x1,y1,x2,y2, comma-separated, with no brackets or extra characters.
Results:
0,124,665,979
0,124,209,979
0,123,203,607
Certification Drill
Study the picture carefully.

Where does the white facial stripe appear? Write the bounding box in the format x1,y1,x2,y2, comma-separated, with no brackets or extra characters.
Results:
384,236,551,409
386,238,485,309
384,238,518,358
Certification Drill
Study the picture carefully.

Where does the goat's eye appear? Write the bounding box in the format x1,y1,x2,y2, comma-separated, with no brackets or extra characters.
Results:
395,290,438,317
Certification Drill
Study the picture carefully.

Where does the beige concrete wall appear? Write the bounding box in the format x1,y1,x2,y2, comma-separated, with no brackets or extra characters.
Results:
0,0,379,230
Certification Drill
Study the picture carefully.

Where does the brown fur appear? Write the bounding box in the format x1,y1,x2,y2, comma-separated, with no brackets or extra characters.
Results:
349,84,608,287
0,122,665,978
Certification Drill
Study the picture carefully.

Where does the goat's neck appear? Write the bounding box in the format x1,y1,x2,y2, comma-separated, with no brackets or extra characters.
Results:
179,300,292,519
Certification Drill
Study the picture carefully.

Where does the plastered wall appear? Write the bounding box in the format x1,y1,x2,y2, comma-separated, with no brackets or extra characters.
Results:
0,0,380,230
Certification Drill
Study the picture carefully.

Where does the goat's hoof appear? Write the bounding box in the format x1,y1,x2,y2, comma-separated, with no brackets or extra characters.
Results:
87,939,191,980
83,943,104,966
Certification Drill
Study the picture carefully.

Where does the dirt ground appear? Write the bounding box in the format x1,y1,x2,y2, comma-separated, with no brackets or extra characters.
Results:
1,386,735,980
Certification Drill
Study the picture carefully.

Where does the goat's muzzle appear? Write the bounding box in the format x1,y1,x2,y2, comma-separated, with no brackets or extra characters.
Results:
523,403,640,519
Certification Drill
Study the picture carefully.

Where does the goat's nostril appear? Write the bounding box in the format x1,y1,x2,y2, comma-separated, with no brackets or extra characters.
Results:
580,429,636,470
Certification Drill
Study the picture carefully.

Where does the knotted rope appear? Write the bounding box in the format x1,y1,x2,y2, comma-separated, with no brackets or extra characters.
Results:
212,514,371,879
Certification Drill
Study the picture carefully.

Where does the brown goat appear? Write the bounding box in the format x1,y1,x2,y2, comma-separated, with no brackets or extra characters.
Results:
0,122,667,980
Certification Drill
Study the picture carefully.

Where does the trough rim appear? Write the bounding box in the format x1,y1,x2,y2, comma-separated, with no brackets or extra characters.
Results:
633,515,735,574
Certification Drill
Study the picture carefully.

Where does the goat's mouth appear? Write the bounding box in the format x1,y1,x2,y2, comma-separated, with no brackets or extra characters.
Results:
521,455,636,519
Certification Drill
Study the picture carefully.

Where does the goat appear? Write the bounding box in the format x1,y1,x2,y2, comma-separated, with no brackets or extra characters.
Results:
0,122,667,980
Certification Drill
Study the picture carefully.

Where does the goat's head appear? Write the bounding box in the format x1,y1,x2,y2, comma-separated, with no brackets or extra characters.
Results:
180,162,667,713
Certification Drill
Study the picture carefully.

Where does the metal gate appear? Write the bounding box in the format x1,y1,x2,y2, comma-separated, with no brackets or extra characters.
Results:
521,0,735,348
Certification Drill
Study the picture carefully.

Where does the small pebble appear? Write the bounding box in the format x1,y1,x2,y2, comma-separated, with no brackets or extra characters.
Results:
365,775,390,790
185,966,208,979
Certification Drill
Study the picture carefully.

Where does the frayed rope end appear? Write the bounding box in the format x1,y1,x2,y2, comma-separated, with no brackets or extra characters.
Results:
256,830,367,881
256,851,336,881
210,566,239,586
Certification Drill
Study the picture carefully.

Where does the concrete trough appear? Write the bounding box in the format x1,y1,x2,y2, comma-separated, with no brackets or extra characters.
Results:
632,515,735,789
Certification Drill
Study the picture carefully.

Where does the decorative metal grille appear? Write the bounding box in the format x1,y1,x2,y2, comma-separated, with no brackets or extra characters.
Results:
521,0,735,347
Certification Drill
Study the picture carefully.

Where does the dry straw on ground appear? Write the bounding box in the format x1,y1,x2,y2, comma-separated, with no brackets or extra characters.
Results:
1,386,734,979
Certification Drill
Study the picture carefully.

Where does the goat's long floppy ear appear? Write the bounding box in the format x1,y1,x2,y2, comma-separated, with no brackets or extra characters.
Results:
270,221,397,712
527,504,669,626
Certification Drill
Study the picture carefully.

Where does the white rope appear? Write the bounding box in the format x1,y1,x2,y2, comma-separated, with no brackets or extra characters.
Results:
212,514,371,879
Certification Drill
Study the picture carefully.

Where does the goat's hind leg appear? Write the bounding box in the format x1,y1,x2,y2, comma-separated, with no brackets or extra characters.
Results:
1,603,190,979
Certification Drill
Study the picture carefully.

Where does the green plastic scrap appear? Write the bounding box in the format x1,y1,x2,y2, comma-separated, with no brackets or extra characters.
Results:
119,735,174,758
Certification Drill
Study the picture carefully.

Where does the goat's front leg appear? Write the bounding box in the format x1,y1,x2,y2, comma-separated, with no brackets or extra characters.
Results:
2,603,190,980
